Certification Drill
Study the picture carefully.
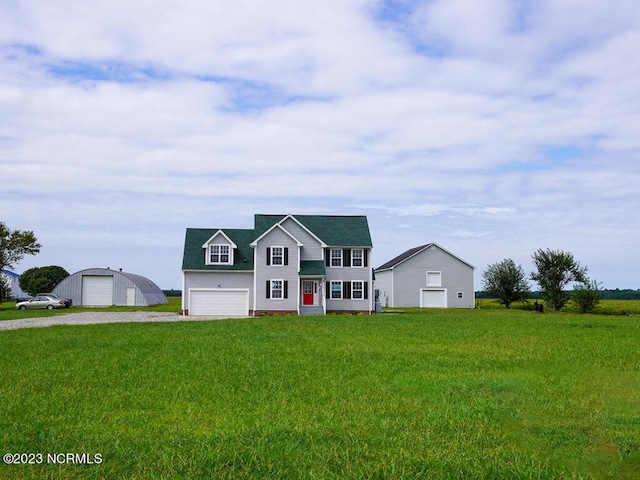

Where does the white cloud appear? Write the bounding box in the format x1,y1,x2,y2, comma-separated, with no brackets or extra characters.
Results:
1,0,639,288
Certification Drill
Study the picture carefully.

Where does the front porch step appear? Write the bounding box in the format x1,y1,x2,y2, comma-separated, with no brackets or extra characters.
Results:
300,306,325,315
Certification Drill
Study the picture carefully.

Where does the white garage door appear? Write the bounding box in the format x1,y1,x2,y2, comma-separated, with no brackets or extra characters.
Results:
421,289,447,308
189,289,249,316
82,276,114,306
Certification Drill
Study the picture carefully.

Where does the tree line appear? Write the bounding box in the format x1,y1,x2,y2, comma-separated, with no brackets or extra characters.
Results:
477,289,640,300
481,248,603,313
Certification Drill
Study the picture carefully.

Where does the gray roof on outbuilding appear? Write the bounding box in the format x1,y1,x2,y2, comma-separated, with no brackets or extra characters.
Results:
375,243,476,271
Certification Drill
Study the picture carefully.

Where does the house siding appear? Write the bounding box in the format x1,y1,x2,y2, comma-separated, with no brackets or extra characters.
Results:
380,245,474,308
325,248,373,312
375,269,393,307
280,217,324,260
183,271,254,312
1,269,29,299
254,228,300,314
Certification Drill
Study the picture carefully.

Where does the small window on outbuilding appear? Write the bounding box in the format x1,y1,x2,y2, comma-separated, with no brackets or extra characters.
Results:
426,271,441,287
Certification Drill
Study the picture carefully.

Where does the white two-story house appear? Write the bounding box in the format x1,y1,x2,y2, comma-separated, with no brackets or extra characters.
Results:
181,214,373,316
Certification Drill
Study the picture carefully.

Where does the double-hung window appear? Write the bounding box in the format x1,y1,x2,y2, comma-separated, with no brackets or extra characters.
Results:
267,247,288,266
330,281,343,299
351,249,364,267
330,249,342,267
266,280,288,299
271,280,283,299
352,281,364,299
210,245,230,264
271,247,284,265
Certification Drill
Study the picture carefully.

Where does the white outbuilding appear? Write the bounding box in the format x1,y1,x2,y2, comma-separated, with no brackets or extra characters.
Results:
374,243,475,308
53,268,168,307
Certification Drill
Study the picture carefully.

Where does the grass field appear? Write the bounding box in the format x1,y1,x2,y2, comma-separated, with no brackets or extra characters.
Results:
1,307,640,479
0,297,183,321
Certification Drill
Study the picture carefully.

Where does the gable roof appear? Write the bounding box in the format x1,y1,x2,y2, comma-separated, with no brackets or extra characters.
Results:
250,222,304,247
183,215,372,272
202,230,238,249
375,243,476,271
255,214,372,247
182,228,255,271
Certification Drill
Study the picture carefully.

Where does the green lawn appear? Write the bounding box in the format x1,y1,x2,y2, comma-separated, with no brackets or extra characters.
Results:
0,297,182,321
1,308,639,479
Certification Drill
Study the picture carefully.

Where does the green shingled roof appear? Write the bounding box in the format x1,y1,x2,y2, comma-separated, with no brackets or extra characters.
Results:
299,260,326,277
255,214,372,247
182,228,255,271
183,215,372,271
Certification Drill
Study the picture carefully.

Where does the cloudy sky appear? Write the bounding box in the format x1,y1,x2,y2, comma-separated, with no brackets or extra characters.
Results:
2,0,639,290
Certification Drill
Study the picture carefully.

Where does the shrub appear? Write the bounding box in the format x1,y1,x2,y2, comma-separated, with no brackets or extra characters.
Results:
571,280,601,314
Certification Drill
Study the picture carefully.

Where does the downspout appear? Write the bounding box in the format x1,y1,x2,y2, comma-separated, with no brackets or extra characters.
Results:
181,270,187,315
252,245,257,316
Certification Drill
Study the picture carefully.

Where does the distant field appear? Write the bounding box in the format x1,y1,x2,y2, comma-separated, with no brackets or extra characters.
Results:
1,308,639,479
476,298,640,316
592,299,640,316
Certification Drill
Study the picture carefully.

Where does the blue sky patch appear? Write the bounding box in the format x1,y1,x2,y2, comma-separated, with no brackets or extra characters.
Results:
544,145,584,161
47,60,170,83
373,0,418,25
196,75,329,112
6,43,42,57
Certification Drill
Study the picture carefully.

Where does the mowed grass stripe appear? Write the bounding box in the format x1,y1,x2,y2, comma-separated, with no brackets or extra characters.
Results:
1,310,639,479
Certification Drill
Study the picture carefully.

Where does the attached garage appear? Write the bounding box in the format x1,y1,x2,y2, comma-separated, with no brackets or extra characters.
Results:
53,268,168,307
188,289,249,316
421,289,447,308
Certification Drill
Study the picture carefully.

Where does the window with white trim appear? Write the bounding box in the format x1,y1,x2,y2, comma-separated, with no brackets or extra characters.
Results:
352,281,364,299
352,249,364,267
271,247,284,265
330,281,342,299
330,249,342,267
426,271,441,287
210,244,230,264
271,280,283,299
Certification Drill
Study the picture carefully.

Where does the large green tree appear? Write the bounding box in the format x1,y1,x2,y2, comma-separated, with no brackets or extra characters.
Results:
482,258,530,308
19,265,70,296
530,248,588,312
0,222,41,302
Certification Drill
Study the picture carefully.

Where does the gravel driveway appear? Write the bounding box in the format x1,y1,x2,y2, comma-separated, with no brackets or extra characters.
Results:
0,312,247,331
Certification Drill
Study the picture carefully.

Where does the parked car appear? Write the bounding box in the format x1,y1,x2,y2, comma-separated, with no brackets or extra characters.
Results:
15,295,67,310
37,293,73,307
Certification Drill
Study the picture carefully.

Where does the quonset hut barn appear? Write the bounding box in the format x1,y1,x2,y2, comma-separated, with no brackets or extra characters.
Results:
53,268,167,307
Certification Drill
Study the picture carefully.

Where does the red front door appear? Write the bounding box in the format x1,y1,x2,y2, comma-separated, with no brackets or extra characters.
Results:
303,281,314,305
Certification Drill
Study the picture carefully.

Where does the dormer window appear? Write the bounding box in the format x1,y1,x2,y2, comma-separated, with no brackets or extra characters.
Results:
202,230,237,266
210,245,230,264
